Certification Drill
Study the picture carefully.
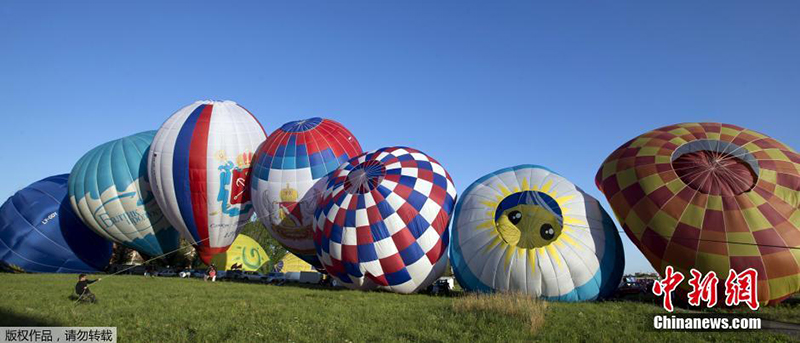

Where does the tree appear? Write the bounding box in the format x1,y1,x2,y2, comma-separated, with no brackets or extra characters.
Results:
239,220,287,273
165,239,196,269
110,243,143,265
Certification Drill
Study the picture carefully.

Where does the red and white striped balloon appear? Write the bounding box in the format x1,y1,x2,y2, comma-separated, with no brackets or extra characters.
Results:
148,100,267,264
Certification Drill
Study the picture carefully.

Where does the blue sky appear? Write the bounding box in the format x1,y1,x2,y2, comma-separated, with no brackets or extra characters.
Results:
1,0,798,273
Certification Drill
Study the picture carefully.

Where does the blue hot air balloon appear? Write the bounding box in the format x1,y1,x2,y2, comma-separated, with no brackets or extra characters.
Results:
69,131,180,257
0,174,112,273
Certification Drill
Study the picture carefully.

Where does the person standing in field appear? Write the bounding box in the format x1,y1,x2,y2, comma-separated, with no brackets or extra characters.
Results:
205,265,217,282
75,274,101,303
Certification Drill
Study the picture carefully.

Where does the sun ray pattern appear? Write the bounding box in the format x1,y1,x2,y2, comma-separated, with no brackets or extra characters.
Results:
450,165,625,301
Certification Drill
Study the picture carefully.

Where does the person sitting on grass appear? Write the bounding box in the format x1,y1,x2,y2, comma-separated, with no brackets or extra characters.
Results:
75,274,101,303
209,265,217,282
204,265,217,282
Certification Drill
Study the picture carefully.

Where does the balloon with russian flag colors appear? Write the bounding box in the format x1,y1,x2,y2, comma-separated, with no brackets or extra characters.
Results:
148,100,267,264
250,117,363,268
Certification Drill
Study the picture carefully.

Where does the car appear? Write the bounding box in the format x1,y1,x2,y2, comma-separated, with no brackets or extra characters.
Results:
427,277,454,296
157,269,177,277
239,271,266,282
190,270,207,278
284,271,322,284
615,281,645,297
178,270,193,278
224,270,244,281
107,264,146,275
265,272,285,284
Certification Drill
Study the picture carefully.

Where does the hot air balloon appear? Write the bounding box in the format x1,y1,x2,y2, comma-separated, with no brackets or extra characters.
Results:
596,122,800,305
251,118,362,267
68,131,180,257
280,253,316,273
450,165,624,301
210,234,269,271
149,100,267,264
0,174,112,273
313,147,457,294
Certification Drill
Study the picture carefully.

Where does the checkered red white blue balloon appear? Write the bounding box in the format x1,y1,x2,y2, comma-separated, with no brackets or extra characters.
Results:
313,147,457,293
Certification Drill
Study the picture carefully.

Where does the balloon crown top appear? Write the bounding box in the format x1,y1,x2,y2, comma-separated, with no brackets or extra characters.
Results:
344,160,386,194
196,100,237,106
280,183,298,202
281,118,323,132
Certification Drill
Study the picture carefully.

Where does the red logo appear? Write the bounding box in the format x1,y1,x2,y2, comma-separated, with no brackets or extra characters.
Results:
725,268,759,311
230,167,250,204
687,269,718,308
653,266,759,311
652,266,685,312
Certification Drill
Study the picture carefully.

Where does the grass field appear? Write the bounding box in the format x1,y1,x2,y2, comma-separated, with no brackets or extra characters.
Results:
0,274,795,343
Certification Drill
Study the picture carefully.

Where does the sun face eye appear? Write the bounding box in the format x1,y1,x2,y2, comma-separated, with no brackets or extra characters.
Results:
540,223,555,240
507,210,522,225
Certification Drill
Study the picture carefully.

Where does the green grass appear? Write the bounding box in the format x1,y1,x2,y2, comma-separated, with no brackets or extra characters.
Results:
0,274,793,343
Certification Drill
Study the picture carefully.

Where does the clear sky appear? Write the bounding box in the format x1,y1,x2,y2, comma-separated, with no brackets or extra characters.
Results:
1,0,798,274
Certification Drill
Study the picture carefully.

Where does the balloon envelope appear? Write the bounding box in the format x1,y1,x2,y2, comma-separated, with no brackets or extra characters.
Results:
69,131,180,257
149,100,267,264
313,147,457,293
0,174,112,273
596,122,800,305
251,117,362,267
451,165,624,301
210,234,268,271
280,253,315,272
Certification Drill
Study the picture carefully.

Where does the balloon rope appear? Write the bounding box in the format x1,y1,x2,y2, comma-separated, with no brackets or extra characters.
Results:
570,224,800,251
72,236,212,305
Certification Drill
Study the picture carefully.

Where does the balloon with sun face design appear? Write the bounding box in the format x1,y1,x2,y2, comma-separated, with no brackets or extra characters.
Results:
450,165,625,301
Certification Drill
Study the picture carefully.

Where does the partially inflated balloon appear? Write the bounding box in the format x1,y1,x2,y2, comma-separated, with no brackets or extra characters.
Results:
280,253,315,272
251,118,362,267
149,100,267,264
451,165,624,301
69,131,180,257
1,175,112,273
210,234,268,271
313,147,457,293
596,122,800,305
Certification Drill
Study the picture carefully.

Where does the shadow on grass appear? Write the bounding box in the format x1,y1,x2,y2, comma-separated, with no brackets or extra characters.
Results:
608,292,660,305
782,296,800,306
0,308,62,326
283,282,472,298
253,280,468,298
254,282,349,292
